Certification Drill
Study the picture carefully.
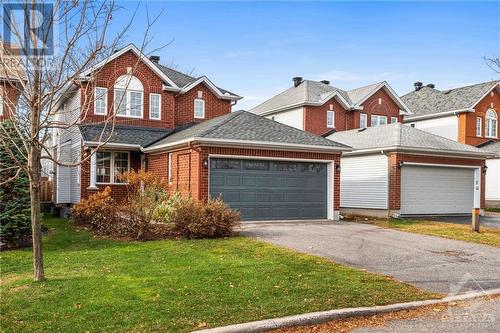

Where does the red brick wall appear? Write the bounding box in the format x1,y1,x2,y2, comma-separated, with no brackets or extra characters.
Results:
461,88,500,146
304,97,350,135
0,82,18,121
174,83,232,127
79,51,232,129
388,153,486,210
354,88,402,129
80,149,142,202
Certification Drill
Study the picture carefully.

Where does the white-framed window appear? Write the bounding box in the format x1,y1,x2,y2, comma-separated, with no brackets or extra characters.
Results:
114,75,143,118
0,96,3,116
149,93,161,120
476,117,482,137
327,110,335,128
371,115,388,127
360,113,367,129
96,151,130,184
194,99,205,119
94,87,108,115
485,109,498,138
391,117,398,124
168,153,173,184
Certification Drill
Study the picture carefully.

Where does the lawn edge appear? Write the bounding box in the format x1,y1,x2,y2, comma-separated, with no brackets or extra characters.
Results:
193,288,500,333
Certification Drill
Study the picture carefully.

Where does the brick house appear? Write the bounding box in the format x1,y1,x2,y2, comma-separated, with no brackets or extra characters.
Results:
402,81,500,206
249,78,412,136
53,44,349,221
328,124,492,217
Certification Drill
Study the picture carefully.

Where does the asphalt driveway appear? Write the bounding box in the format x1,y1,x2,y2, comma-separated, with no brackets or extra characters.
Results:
240,221,500,294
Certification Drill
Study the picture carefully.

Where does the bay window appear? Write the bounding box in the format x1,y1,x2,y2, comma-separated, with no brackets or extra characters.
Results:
95,151,130,184
485,109,498,138
371,115,387,127
114,75,143,118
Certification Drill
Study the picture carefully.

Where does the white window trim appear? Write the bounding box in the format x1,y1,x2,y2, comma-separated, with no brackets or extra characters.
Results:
114,89,144,119
149,93,161,120
485,110,498,138
168,153,173,184
391,117,398,124
371,114,388,127
476,117,482,137
327,110,335,128
194,98,205,119
360,113,367,129
95,151,130,185
94,87,108,115
0,96,3,116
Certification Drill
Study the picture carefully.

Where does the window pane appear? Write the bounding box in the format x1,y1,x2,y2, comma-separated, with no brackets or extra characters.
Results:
391,117,398,124
95,88,107,114
379,116,387,125
96,152,111,183
327,111,334,127
244,160,269,170
211,159,240,169
476,117,482,136
115,89,126,115
114,152,129,183
195,99,205,118
150,94,160,119
272,162,298,172
360,113,367,128
370,115,378,127
130,91,142,117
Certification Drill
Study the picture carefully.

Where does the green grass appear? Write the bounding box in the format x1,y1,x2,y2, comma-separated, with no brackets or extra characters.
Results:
486,207,500,213
362,219,500,248
1,217,435,333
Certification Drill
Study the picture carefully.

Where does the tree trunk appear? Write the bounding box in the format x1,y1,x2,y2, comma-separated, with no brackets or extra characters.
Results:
29,146,45,281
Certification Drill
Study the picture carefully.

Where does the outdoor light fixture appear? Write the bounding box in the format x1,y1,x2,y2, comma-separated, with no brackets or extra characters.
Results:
203,158,209,168
335,164,341,173
398,161,404,169
483,165,488,174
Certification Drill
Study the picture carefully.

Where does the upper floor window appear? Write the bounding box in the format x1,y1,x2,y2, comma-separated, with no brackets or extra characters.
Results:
476,117,482,137
391,117,398,124
371,115,387,127
114,75,143,118
194,99,205,119
94,87,108,115
149,93,161,120
327,110,335,128
0,96,3,116
485,109,498,138
360,113,367,129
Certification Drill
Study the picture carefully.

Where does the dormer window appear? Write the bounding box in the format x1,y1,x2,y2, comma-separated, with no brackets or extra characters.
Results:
194,99,205,119
114,75,143,118
485,109,498,138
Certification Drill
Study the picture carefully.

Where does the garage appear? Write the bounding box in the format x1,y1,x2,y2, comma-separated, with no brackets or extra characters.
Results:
401,165,475,215
209,158,328,221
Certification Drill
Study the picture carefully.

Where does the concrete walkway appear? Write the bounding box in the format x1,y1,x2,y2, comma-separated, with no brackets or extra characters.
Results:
240,221,500,294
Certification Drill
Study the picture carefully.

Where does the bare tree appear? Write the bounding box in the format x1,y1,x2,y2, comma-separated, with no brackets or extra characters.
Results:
486,56,500,74
0,0,165,281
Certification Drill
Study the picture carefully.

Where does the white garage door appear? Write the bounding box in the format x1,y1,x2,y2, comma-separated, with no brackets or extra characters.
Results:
401,165,474,215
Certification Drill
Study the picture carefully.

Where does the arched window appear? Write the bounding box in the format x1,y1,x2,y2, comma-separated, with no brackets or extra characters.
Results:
485,109,498,138
114,75,143,118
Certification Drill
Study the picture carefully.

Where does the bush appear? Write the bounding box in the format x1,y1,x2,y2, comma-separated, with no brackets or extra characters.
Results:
0,121,32,250
167,195,240,239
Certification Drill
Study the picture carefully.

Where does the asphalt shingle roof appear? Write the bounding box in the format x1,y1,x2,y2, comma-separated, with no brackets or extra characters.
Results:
146,111,350,150
402,81,499,118
250,80,389,115
328,123,487,155
79,124,173,147
478,141,500,157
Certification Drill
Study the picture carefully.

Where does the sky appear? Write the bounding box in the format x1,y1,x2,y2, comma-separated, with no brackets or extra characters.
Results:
112,1,500,110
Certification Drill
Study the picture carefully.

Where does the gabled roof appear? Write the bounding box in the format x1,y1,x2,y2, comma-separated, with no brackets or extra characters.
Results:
144,111,351,152
79,124,173,148
328,123,491,158
80,44,241,100
402,81,500,120
250,80,410,116
477,140,500,157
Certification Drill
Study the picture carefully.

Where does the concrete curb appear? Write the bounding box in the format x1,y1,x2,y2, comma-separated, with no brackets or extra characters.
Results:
192,288,500,333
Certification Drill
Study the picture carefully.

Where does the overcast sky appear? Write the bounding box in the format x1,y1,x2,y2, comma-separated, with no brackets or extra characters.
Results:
114,1,500,110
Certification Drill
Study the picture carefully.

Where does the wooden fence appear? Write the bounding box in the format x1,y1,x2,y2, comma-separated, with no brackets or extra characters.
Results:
40,177,53,203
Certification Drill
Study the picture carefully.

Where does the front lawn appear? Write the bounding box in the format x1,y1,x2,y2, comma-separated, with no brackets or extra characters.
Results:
1,217,435,333
363,219,500,248
486,207,500,213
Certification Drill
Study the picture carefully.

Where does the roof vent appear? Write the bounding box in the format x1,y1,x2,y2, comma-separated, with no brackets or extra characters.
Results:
320,80,330,85
414,82,423,91
293,77,303,87
149,55,160,63
426,83,435,89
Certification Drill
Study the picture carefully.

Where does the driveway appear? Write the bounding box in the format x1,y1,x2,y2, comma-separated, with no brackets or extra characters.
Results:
415,213,500,229
240,221,500,294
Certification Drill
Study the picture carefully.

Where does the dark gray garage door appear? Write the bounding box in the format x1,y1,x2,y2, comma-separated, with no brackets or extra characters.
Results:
209,158,328,221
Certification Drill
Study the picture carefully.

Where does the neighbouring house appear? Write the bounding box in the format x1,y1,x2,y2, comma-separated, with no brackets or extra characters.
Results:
402,81,500,206
53,44,349,221
328,123,492,218
249,78,412,136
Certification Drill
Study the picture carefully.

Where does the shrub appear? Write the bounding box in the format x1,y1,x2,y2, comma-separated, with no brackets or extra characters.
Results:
0,120,32,250
167,195,240,239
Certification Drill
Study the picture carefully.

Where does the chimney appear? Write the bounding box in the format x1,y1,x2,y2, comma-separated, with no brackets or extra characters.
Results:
292,77,303,87
426,83,435,89
414,81,423,91
149,55,160,64
320,80,330,85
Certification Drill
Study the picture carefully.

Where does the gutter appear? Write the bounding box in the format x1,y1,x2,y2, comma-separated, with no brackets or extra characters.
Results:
404,108,474,122
342,145,494,159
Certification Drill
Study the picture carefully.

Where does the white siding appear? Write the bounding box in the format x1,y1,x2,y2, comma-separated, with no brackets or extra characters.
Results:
406,115,458,141
70,142,81,203
56,142,72,204
486,158,500,201
266,107,303,130
340,155,388,209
